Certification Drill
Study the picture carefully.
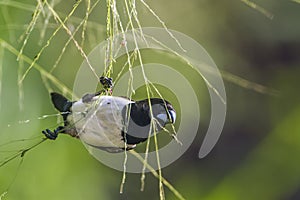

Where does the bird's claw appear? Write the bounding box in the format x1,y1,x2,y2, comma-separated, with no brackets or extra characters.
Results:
42,126,64,140
42,129,57,140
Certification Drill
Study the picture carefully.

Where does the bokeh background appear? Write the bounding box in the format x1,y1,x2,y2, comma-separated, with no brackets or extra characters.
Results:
1,0,300,199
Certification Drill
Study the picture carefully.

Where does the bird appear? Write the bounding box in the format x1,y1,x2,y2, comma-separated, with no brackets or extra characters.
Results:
42,92,176,153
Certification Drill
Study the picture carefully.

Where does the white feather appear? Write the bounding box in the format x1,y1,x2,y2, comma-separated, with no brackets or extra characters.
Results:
157,113,168,122
71,96,134,149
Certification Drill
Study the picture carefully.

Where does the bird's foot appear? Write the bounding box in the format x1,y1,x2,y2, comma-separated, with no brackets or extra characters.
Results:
42,129,57,140
42,126,64,140
99,76,114,90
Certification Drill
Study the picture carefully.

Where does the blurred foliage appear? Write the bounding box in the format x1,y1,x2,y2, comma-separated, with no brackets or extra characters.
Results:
1,0,300,200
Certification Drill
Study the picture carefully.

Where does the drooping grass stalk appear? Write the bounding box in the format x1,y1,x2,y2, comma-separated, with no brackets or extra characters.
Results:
129,0,148,45
81,0,91,48
0,138,47,168
44,0,98,80
104,1,129,193
138,0,186,52
38,0,57,45
105,0,114,77
17,0,45,61
220,70,279,96
108,2,140,193
50,0,101,73
124,0,158,196
119,143,128,194
17,59,24,111
18,0,83,84
0,39,74,97
152,121,165,200
110,0,135,95
140,137,150,191
122,1,171,198
130,150,186,200
148,82,181,143
240,0,274,19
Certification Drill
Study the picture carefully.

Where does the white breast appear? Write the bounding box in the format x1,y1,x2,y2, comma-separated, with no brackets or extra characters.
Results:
70,96,134,149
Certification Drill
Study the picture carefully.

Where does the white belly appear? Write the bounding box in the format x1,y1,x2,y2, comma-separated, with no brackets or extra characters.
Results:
70,96,134,149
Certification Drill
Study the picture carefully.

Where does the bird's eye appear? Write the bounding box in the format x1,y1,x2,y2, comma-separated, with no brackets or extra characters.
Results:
142,103,149,111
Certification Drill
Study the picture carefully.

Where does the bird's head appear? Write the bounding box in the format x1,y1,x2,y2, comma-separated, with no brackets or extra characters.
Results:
155,99,176,125
140,98,176,126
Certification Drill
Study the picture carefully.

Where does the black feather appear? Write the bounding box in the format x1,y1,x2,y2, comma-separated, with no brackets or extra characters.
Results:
50,92,73,125
122,131,148,145
128,98,171,126
121,98,172,145
50,92,72,112
127,102,151,126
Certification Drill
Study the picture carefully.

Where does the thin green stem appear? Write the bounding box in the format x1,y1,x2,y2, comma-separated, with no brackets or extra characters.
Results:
81,0,91,47
17,0,45,61
130,150,186,200
0,39,74,97
240,0,274,19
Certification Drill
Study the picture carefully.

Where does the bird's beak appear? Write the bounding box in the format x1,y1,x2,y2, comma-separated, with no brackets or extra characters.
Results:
168,110,176,124
157,109,176,124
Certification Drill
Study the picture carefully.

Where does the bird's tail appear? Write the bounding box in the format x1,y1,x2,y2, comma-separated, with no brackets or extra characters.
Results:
50,92,72,112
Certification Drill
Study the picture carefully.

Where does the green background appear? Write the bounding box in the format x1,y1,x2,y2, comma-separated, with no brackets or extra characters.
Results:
1,0,300,199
